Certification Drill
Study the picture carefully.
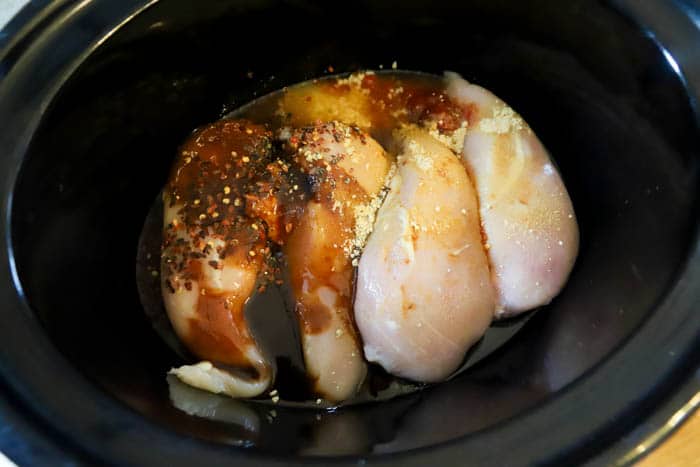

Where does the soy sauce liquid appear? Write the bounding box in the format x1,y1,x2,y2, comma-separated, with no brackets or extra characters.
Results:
136,71,532,410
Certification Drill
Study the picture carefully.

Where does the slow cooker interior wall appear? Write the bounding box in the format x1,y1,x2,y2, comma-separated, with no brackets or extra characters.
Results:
8,0,698,455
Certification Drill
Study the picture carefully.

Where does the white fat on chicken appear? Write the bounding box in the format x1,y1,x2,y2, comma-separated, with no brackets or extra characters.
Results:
445,72,579,317
355,127,495,382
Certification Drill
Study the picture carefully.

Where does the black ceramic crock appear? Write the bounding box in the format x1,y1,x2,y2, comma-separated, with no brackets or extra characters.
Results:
1,1,699,465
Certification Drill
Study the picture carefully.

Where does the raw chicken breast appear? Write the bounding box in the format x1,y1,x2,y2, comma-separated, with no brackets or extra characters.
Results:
162,120,282,398
355,127,495,382
162,202,271,398
446,72,579,317
283,121,392,401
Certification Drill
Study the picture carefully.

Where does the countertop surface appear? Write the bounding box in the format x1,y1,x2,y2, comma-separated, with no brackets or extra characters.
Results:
0,2,698,467
638,408,700,466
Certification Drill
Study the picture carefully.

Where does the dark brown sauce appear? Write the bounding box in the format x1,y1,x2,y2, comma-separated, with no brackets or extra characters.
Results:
187,294,251,368
166,120,271,229
137,71,535,411
359,72,470,132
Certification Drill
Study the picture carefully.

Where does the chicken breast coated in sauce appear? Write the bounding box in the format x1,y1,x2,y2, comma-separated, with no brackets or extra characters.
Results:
162,120,301,398
283,121,393,401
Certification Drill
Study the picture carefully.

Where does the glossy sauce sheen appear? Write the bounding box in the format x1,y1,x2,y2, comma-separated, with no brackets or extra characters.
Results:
152,71,527,405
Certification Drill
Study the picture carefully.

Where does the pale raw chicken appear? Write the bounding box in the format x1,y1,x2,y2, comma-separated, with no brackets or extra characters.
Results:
445,72,579,317
354,127,495,382
161,120,278,398
284,121,392,401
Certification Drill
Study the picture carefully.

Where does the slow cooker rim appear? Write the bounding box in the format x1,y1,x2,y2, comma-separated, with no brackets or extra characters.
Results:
0,0,699,465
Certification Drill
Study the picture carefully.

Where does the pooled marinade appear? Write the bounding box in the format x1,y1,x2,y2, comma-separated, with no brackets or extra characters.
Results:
152,70,578,407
